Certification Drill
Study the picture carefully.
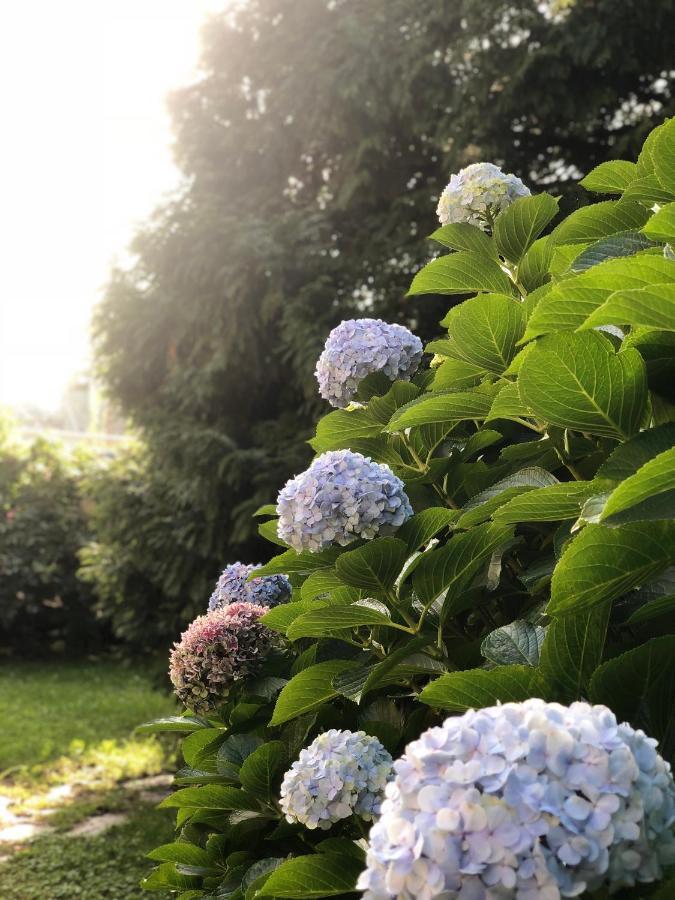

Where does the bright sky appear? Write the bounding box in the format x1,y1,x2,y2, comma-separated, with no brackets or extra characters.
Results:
0,0,225,411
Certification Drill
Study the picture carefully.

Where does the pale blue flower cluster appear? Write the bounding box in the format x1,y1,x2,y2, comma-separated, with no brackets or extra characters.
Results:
315,318,423,408
279,729,393,830
276,449,413,552
358,700,675,900
208,562,291,612
436,162,530,229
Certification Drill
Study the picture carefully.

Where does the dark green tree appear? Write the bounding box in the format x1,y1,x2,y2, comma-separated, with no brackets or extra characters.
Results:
90,0,674,650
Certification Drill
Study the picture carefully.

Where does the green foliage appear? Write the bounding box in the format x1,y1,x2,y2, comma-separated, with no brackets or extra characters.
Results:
89,0,675,649
0,426,101,654
141,122,675,899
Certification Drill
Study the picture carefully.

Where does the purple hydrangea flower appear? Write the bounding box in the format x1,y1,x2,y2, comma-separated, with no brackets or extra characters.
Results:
169,602,277,713
436,162,530,230
276,449,413,552
208,562,291,612
315,318,423,408
280,729,393,830
358,700,675,900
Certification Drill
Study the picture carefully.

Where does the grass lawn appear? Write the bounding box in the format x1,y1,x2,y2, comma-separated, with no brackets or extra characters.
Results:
0,659,178,899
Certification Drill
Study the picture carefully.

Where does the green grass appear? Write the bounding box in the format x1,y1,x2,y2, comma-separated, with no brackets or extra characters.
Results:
0,659,178,899
0,804,174,899
0,660,175,772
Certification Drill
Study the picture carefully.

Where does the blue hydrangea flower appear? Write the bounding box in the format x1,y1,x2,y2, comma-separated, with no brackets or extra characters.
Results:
276,449,413,552
315,318,423,408
358,700,675,900
208,562,291,612
436,162,530,229
280,729,393,830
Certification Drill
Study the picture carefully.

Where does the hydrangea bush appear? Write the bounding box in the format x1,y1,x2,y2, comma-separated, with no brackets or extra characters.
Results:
142,120,675,900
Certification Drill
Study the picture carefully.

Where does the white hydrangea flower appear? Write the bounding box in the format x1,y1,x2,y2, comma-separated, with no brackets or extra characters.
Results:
280,729,393,830
276,449,413,552
436,162,530,230
358,700,675,900
315,318,423,408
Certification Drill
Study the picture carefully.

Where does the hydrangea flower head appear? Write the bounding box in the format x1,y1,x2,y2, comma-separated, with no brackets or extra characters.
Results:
276,449,413,552
208,562,291,611
280,729,393,830
436,162,530,229
315,318,423,408
169,602,277,713
358,699,675,900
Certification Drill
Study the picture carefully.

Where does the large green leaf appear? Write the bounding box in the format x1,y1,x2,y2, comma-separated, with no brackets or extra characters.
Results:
408,250,514,296
643,201,675,243
652,117,675,192
335,537,408,593
442,294,525,374
550,200,649,245
494,481,598,523
598,447,675,524
622,173,675,205
523,255,675,339
238,741,286,801
547,521,675,616
261,601,315,635
481,621,544,666
569,231,655,273
287,604,402,640
136,716,208,734
147,842,212,868
494,193,559,263
580,160,638,194
160,785,257,811
519,331,647,440
386,390,494,431
396,508,459,551
257,852,363,898
590,636,675,761
310,407,383,453
518,236,554,292
429,222,497,256
458,467,558,527
582,283,675,332
412,522,514,615
254,547,340,578
485,381,533,423
270,661,359,726
596,423,675,481
539,603,611,702
418,665,545,711
431,358,487,390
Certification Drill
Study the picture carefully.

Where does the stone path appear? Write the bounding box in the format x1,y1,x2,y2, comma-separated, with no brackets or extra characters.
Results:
0,773,172,860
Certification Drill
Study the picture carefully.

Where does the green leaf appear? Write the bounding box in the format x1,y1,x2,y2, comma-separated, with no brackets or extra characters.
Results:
261,601,313,635
396,508,458,551
623,173,675,205
539,603,611,702
408,250,514,296
547,521,675,616
581,283,675,332
652,117,675,192
238,741,286,801
386,390,493,431
257,852,363,898
136,716,208,734
430,358,487,390
519,331,647,440
481,621,544,666
160,785,257,811
598,447,675,523
494,481,598,524
590,636,675,761
335,537,408,593
429,222,497,256
412,522,514,616
254,547,340,578
580,160,638,194
550,200,649,245
643,201,675,243
254,503,278,517
442,294,525,374
258,517,289,547
287,604,403,640
458,467,558,528
147,843,212,867
418,665,545,711
569,231,656,273
310,407,383,453
596,424,675,481
485,381,532,423
523,254,675,339
270,661,359,726
142,864,199,892
518,237,554,293
494,193,559,263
